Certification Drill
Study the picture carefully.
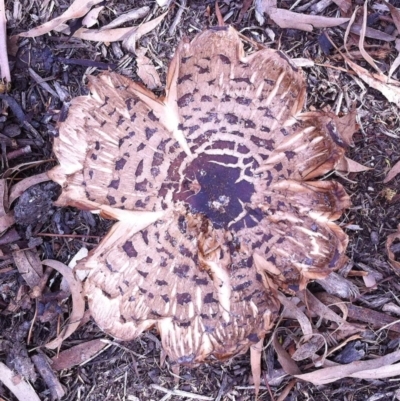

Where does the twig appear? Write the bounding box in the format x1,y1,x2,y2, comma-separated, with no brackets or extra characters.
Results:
151,384,213,400
0,0,10,86
169,0,187,36
6,145,32,160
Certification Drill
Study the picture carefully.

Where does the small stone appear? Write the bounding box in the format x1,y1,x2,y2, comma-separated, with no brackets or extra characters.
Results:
4,123,21,137
370,231,379,245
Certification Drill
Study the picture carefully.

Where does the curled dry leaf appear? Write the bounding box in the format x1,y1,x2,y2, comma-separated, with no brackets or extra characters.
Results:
60,247,89,293
358,1,384,75
9,172,50,205
344,54,400,107
386,1,400,33
344,23,396,42
73,12,167,48
278,292,312,339
298,290,356,333
41,259,85,350
389,39,400,80
256,0,349,32
13,250,43,289
250,339,264,396
386,224,400,270
99,6,150,31
273,331,301,375
19,0,104,37
295,349,400,385
0,362,41,401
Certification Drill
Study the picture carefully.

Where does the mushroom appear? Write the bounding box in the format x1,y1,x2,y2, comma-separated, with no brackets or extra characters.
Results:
48,27,354,372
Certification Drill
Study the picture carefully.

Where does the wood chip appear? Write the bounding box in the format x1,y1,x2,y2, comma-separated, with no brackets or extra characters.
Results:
32,352,65,400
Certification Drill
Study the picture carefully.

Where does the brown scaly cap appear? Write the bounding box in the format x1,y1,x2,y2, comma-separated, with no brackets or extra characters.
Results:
48,26,354,365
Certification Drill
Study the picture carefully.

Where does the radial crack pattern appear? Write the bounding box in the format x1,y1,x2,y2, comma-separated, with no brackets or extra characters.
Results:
48,26,354,364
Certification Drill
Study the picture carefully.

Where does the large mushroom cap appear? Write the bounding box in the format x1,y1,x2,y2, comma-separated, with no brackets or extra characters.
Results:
49,26,353,364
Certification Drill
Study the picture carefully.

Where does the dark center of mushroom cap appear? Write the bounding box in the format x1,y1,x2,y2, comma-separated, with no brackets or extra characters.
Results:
174,154,255,229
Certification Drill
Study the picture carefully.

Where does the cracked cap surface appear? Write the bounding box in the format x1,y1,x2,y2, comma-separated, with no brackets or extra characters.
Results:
49,26,353,364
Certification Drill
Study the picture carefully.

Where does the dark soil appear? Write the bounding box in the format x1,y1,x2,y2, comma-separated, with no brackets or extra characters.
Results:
1,1,400,400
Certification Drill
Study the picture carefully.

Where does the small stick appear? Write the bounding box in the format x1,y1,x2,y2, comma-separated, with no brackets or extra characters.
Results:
6,145,32,160
169,0,187,36
37,232,102,239
0,0,10,86
151,384,213,400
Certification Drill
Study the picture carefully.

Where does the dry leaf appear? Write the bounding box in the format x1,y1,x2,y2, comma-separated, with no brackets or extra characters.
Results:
122,12,168,53
13,250,43,288
99,6,150,31
256,0,349,32
344,55,400,107
362,273,376,288
60,247,89,293
82,6,104,28
389,39,400,80
358,2,383,75
250,339,263,397
0,213,15,232
295,349,400,385
51,339,107,371
384,159,400,183
273,331,301,375
72,12,167,48
332,0,351,13
42,259,85,349
19,0,104,37
387,224,400,270
344,23,395,42
278,293,313,339
386,1,400,33
136,47,161,89
0,362,41,401
298,290,357,334
9,172,50,205
336,156,371,173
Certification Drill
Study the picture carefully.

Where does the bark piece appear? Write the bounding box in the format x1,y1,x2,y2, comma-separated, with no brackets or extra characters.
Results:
32,352,65,400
